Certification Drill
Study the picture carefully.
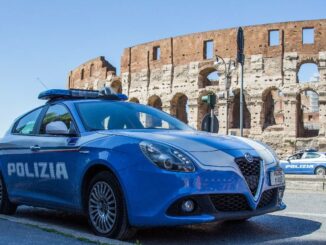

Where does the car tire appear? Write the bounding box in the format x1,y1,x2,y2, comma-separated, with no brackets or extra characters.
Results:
86,171,136,240
315,167,326,176
0,174,17,215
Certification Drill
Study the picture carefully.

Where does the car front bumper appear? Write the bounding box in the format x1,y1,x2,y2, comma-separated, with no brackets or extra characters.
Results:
119,163,286,227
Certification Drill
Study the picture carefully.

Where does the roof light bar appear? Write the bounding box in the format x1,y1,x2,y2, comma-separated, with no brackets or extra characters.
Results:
38,88,128,101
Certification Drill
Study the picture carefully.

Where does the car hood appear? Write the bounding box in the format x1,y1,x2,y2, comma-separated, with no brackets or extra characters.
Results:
97,130,266,153
96,130,277,166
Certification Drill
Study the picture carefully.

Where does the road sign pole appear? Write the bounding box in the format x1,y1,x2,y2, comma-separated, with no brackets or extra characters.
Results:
210,108,214,133
239,62,244,137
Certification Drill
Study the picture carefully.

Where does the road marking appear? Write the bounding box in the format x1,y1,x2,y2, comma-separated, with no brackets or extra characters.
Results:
275,212,326,218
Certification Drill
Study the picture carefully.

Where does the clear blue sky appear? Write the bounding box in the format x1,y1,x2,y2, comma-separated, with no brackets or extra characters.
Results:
0,0,325,136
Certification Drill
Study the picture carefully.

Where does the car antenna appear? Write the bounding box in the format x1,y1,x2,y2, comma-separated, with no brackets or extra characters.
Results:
36,77,49,89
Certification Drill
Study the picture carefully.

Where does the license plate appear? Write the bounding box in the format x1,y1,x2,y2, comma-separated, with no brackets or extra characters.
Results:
270,169,285,186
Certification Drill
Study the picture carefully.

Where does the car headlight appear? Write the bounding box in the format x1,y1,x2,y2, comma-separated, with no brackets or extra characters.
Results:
139,141,195,172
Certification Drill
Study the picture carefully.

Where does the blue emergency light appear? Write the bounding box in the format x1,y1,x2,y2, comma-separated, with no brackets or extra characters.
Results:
38,87,128,101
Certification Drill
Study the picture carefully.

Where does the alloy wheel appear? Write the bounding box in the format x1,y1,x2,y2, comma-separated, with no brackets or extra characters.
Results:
88,181,117,233
316,167,326,176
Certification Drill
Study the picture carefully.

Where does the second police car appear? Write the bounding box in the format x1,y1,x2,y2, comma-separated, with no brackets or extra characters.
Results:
280,149,326,175
0,88,286,240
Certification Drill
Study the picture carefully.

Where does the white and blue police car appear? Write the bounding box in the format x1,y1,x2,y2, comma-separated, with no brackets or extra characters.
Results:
280,149,326,175
0,88,286,239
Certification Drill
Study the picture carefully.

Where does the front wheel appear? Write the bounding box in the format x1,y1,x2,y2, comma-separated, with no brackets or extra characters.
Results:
315,167,326,176
87,172,135,240
0,174,17,215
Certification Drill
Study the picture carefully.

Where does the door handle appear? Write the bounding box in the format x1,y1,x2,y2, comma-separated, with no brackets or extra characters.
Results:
30,145,41,152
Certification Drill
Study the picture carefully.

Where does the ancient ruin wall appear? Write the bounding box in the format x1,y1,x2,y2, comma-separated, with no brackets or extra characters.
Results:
68,56,120,91
69,19,326,157
120,19,326,156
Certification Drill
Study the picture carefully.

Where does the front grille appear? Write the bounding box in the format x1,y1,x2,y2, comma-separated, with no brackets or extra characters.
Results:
210,194,251,212
257,188,277,209
235,157,261,196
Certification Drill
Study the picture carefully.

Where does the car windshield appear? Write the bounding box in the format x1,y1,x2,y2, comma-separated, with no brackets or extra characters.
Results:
76,101,194,131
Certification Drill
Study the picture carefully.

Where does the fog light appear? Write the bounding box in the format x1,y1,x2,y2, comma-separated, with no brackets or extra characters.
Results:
181,200,195,213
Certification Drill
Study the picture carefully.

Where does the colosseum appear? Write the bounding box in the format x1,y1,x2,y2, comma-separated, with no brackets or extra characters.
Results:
68,19,326,157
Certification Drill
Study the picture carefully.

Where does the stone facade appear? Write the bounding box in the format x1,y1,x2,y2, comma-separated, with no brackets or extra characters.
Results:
68,56,121,93
69,19,326,157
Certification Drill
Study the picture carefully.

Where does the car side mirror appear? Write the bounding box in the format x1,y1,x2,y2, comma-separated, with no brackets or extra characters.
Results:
46,121,70,136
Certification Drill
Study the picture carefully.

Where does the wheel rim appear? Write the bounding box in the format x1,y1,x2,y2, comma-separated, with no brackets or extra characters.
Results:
316,168,325,176
88,181,117,234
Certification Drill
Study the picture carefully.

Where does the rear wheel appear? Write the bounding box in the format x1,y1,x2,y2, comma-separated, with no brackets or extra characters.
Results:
0,174,17,215
86,171,135,240
315,167,326,176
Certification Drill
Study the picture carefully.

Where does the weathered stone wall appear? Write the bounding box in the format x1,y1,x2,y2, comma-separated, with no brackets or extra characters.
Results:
68,56,121,92
69,19,326,157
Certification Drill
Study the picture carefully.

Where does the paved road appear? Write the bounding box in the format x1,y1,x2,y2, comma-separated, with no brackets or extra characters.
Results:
0,191,325,244
0,219,87,245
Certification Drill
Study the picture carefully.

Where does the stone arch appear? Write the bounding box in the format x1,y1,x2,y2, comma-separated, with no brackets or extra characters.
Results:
228,89,251,129
111,79,122,93
261,87,285,130
129,97,139,103
296,88,320,137
148,95,162,110
297,60,320,84
198,66,220,88
170,93,188,124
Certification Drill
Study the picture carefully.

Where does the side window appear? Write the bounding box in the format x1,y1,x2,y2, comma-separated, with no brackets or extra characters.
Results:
304,152,320,159
40,104,73,135
289,153,302,160
13,108,43,135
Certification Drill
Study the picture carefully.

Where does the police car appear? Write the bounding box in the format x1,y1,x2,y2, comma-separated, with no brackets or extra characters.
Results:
280,149,326,176
0,88,286,240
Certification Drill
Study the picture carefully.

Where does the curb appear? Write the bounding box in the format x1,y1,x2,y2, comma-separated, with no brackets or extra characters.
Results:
0,214,132,245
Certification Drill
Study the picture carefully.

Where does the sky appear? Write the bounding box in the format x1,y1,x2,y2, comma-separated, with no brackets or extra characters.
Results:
0,0,325,136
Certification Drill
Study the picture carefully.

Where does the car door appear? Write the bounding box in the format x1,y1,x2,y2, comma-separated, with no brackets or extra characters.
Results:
284,153,303,174
26,103,83,210
298,152,320,174
0,107,44,200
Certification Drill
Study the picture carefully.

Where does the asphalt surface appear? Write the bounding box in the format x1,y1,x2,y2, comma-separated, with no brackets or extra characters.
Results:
0,219,87,245
0,191,325,245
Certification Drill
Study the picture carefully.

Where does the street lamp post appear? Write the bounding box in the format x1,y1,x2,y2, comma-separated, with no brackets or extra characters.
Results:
237,27,245,137
215,55,236,135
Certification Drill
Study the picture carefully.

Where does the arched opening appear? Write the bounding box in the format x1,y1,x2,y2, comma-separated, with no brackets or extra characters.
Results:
148,95,162,110
262,88,285,130
297,89,319,137
111,80,122,93
228,90,251,129
198,67,220,88
129,97,139,103
297,63,319,83
81,68,84,80
90,64,94,77
170,93,188,124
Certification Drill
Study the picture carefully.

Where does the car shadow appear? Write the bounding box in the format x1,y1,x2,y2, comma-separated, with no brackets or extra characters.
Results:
14,207,322,244
132,215,322,245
